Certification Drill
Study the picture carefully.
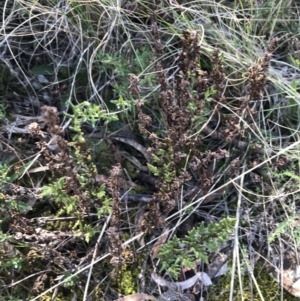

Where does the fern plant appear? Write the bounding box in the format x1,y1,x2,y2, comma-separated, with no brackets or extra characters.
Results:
39,101,115,241
40,177,76,215
158,217,236,277
268,215,300,246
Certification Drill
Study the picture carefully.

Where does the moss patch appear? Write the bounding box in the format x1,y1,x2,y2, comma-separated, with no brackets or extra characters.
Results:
208,264,299,301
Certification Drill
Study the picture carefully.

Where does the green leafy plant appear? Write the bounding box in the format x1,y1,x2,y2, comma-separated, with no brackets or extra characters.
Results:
267,170,300,245
0,165,31,223
0,103,7,119
158,217,236,277
0,163,11,184
63,271,77,287
96,184,112,218
268,215,300,246
40,177,77,215
39,102,115,241
147,146,176,183
66,101,118,142
1,254,24,272
0,232,25,274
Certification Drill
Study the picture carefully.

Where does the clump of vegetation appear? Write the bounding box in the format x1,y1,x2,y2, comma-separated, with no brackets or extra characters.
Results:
1,0,300,300
157,217,236,277
209,263,300,301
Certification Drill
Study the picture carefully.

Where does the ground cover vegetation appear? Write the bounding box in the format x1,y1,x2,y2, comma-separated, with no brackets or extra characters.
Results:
1,0,300,300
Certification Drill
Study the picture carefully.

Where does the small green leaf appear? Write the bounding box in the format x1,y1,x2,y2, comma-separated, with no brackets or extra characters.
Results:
30,65,55,75
157,149,166,156
147,163,159,176
152,154,161,163
291,79,297,90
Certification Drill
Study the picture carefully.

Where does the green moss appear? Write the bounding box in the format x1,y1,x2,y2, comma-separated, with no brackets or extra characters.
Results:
111,263,137,295
110,252,145,296
208,264,299,301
